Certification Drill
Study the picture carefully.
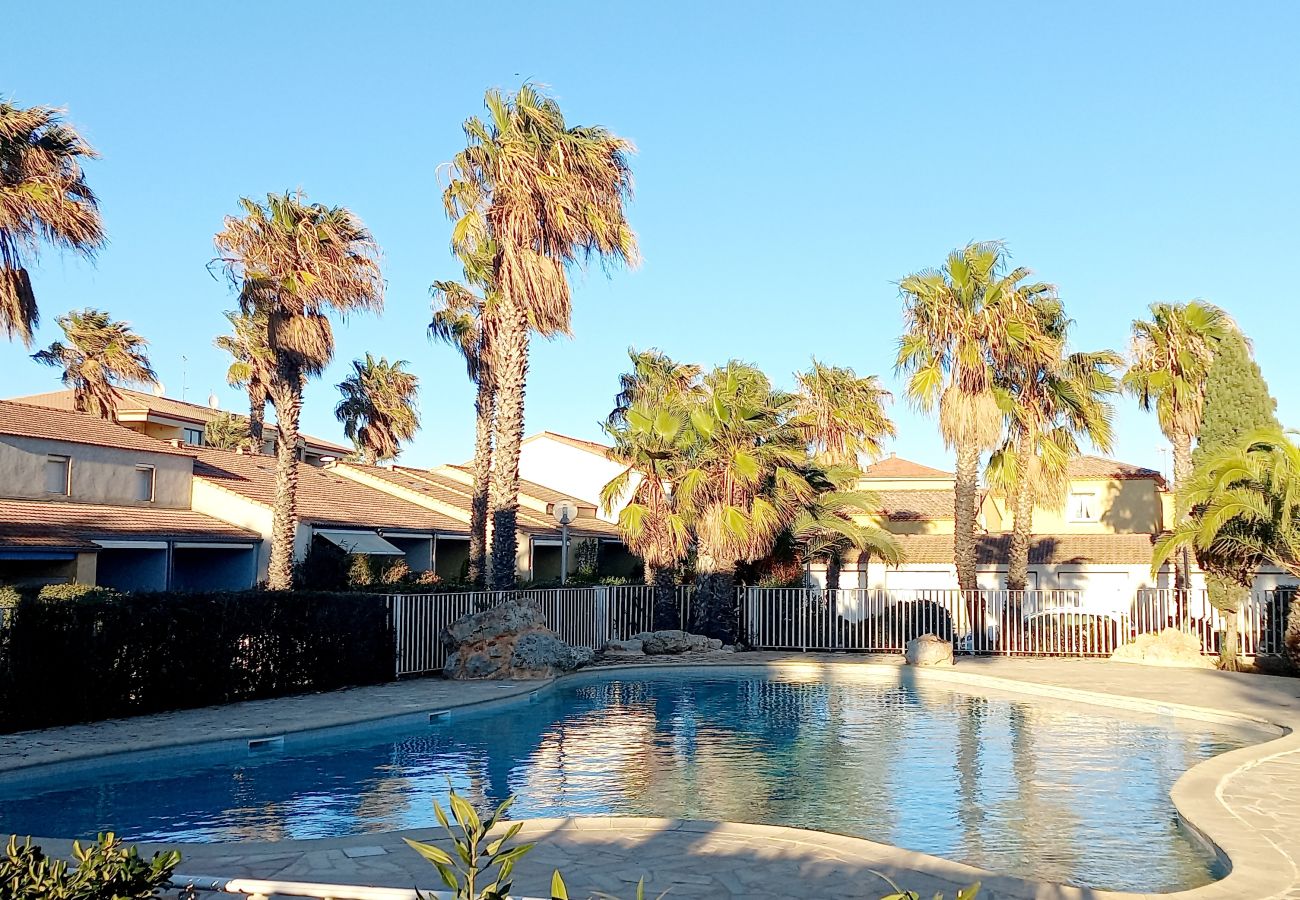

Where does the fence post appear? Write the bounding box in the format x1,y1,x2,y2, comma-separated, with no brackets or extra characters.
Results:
596,586,611,647
390,594,402,678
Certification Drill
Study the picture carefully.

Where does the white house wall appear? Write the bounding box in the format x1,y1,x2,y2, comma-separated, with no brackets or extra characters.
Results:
191,478,275,581
518,436,634,522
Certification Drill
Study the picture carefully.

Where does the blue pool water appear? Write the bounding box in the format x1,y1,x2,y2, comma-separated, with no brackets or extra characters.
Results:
0,668,1258,891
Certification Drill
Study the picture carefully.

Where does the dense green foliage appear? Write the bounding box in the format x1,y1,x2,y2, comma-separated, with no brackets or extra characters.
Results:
0,590,394,732
0,833,178,900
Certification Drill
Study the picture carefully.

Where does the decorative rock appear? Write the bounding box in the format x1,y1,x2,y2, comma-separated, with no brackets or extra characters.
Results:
604,638,645,655
1110,628,1216,669
905,633,954,667
631,630,722,655
441,600,593,680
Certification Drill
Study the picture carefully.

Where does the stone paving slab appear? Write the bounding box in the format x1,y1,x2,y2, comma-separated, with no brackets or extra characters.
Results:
8,654,1300,899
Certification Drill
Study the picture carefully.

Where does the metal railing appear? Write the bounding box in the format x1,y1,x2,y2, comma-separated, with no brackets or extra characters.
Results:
391,585,693,676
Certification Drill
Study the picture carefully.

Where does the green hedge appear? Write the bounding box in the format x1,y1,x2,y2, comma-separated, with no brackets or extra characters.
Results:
0,590,394,733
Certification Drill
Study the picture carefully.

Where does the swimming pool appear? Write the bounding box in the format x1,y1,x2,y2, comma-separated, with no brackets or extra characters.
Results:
0,667,1260,892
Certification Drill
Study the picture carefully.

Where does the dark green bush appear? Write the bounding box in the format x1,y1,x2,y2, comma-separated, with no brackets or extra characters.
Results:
0,590,394,732
0,833,179,899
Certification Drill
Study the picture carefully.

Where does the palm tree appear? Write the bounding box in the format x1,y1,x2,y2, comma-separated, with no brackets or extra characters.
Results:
214,308,273,452
603,400,692,630
32,308,156,418
791,462,902,592
430,244,499,587
896,241,1055,592
1153,427,1300,669
335,354,420,464
444,85,637,589
1123,300,1232,586
791,360,896,466
0,100,104,345
214,192,384,590
675,362,816,643
992,297,1121,592
607,348,702,430
204,411,251,450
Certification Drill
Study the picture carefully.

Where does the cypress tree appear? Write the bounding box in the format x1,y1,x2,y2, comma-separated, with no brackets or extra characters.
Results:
1191,328,1279,668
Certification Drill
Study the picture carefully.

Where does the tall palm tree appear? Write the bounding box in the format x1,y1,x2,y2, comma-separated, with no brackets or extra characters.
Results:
791,360,896,466
896,241,1055,592
1123,300,1232,586
203,411,251,450
335,354,420,465
444,85,637,589
214,192,384,589
335,351,421,463
0,100,104,345
1153,427,1300,669
603,400,692,630
675,362,816,643
214,308,273,452
430,243,499,587
32,308,156,419
992,297,1121,592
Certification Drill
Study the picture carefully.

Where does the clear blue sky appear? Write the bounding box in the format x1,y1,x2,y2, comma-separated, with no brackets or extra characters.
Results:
5,1,1298,474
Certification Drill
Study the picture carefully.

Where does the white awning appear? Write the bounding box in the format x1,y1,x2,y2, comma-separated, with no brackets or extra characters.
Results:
316,530,404,556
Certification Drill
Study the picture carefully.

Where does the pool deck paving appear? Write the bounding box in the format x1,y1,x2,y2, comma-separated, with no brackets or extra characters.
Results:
6,653,1300,900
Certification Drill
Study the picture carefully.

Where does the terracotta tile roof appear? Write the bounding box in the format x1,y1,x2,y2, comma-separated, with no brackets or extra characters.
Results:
193,448,465,534
874,489,954,521
0,498,260,547
0,400,193,457
445,464,595,509
1068,455,1165,484
9,389,351,454
861,532,1158,566
860,455,952,479
521,431,613,458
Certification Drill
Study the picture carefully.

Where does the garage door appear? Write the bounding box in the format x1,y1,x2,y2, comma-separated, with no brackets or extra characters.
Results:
1056,570,1129,614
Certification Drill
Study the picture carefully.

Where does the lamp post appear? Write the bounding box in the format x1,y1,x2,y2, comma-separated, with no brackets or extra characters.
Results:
553,501,579,585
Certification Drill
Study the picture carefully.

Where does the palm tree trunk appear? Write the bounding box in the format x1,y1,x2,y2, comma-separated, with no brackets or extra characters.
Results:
1207,572,1246,671
954,442,981,591
651,565,678,631
247,381,266,453
266,364,303,590
468,374,495,588
488,306,528,590
1007,436,1035,594
1172,432,1194,591
825,552,843,593
692,549,738,644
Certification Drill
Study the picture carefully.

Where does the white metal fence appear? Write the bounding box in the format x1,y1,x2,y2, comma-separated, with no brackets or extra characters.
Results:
390,585,1294,673
391,586,693,676
742,586,1294,658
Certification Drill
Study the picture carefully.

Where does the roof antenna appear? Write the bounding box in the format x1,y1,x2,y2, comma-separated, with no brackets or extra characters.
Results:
181,355,188,401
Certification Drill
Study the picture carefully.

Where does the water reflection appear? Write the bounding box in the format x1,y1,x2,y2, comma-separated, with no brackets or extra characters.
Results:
0,669,1251,891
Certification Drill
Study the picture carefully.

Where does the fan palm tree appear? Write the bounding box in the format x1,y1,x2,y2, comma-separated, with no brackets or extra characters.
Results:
32,308,156,419
430,243,500,587
204,411,251,450
1153,427,1300,669
214,191,384,589
791,462,902,592
214,308,273,452
896,241,1057,592
791,360,896,466
603,401,692,629
607,348,703,430
674,362,817,643
991,297,1121,592
335,354,420,465
1123,300,1232,586
444,85,637,589
0,100,104,345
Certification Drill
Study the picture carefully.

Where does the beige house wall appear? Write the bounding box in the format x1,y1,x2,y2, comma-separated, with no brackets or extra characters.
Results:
191,478,275,580
982,477,1163,535
74,552,97,585
0,435,192,507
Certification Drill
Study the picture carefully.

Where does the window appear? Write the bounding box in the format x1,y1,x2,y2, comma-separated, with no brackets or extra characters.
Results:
183,427,204,446
1068,491,1099,522
135,465,155,502
45,455,70,495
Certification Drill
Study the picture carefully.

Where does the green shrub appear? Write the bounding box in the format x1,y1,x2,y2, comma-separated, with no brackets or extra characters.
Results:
0,590,393,732
36,583,120,603
0,833,179,899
